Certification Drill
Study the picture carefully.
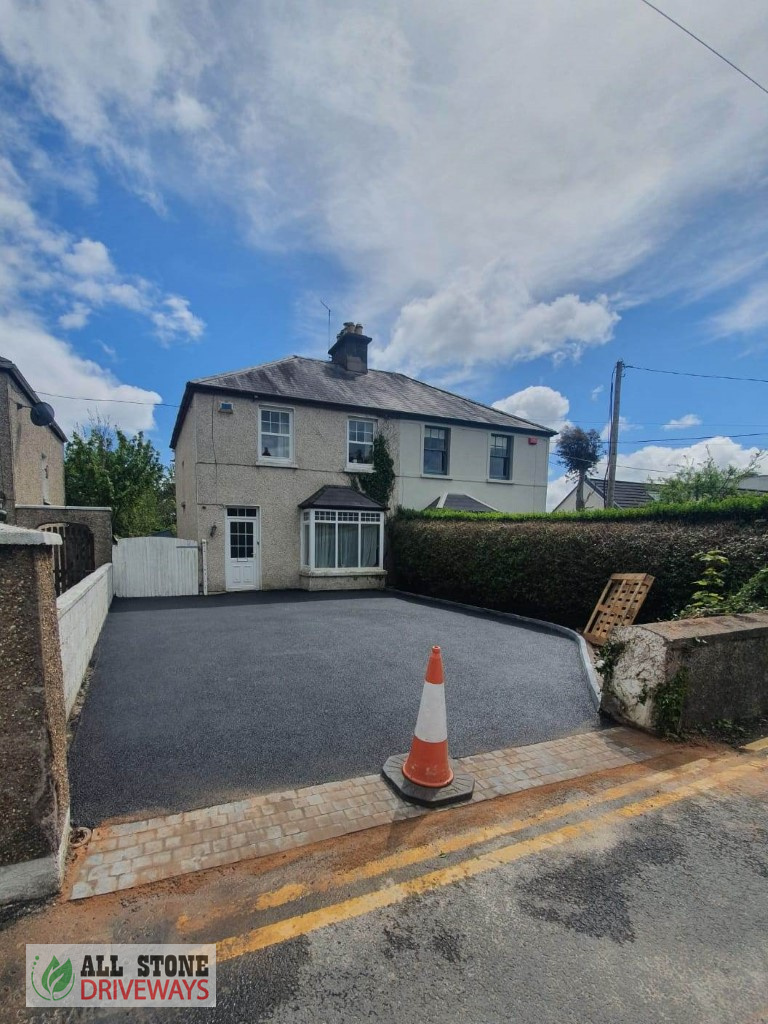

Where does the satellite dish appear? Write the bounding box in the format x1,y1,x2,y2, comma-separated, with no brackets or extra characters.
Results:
30,402,56,427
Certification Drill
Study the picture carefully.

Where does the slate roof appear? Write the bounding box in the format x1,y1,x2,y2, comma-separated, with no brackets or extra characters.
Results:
170,355,554,448
586,477,657,509
0,357,67,442
299,485,388,511
424,493,498,512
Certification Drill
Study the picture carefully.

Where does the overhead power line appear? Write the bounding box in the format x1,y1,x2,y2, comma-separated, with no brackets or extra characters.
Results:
638,0,768,98
625,364,768,385
38,390,179,408
617,431,768,444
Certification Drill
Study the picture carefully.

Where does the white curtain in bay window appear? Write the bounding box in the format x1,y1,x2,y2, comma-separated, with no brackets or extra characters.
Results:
315,523,336,568
361,523,379,567
338,524,359,567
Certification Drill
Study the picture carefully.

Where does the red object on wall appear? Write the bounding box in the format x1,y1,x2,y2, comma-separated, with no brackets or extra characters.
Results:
528,437,538,445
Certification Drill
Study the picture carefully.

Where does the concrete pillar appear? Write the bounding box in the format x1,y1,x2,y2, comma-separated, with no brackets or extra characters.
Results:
0,524,70,905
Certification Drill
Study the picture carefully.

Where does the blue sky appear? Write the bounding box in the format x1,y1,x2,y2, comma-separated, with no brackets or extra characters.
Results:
1,0,767,507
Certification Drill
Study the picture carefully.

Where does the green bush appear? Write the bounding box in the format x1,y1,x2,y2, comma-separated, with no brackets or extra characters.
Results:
388,498,768,629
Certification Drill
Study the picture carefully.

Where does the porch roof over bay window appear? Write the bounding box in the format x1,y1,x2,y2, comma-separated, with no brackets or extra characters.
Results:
299,485,387,512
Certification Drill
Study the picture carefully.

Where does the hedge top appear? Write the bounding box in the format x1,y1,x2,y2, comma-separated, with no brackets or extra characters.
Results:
396,493,768,525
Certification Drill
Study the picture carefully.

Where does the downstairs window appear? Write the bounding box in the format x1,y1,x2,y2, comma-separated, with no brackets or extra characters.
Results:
301,509,384,570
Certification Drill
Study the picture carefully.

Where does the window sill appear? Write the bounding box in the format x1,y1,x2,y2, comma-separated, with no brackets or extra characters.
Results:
421,474,452,480
346,464,374,473
257,459,296,468
486,477,514,484
300,567,386,577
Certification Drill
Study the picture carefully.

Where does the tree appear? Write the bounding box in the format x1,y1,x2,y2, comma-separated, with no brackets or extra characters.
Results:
556,426,605,510
655,454,763,504
64,419,175,536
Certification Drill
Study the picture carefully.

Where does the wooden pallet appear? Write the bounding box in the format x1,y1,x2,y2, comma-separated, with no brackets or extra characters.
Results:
584,572,655,646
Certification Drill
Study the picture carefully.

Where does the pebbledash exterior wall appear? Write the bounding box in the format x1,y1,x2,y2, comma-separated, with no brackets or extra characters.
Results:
0,525,70,905
0,373,66,518
175,392,550,593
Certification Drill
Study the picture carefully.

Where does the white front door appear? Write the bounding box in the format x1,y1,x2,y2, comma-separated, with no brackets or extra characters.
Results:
225,510,260,591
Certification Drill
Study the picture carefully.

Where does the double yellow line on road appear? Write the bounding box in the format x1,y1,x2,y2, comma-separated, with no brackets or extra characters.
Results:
217,757,763,962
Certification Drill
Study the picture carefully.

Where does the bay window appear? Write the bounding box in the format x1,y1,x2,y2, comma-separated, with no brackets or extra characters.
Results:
301,509,384,570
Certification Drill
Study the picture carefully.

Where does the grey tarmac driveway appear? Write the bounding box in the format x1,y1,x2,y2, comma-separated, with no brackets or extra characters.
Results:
69,590,598,826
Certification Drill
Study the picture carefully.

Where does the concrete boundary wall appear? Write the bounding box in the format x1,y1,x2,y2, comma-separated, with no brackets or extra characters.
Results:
601,612,768,733
57,563,113,717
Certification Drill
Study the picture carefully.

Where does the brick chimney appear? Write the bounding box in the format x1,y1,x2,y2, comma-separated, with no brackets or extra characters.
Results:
328,322,371,374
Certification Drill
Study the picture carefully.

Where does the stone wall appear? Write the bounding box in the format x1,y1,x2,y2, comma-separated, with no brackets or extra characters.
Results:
0,525,70,905
58,563,113,716
299,569,387,591
600,612,768,734
15,505,113,568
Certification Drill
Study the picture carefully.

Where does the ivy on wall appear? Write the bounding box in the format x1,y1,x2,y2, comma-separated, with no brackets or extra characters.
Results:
349,434,396,508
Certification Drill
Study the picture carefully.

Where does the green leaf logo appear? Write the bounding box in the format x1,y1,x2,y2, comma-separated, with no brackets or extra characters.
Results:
35,955,74,1001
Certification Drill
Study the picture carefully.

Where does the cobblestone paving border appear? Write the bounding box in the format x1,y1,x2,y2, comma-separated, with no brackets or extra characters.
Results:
69,728,662,899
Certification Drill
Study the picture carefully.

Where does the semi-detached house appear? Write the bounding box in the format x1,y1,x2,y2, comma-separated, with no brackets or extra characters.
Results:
170,324,554,593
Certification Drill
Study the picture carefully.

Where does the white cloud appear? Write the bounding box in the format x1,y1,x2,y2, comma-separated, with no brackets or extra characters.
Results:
664,413,702,431
493,385,570,432
375,264,617,373
600,416,639,441
61,238,114,278
711,280,768,337
0,154,204,343
58,302,90,330
590,385,605,401
3,1,768,370
151,295,205,344
0,313,161,434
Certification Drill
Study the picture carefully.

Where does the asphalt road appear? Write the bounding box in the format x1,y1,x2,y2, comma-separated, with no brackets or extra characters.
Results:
68,590,597,825
212,774,768,1024
4,747,767,1023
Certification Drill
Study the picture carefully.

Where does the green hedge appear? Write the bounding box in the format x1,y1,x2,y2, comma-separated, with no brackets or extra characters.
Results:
397,492,768,524
388,498,768,629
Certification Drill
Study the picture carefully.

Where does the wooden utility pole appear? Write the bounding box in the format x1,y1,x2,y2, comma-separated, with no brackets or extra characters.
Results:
605,359,624,509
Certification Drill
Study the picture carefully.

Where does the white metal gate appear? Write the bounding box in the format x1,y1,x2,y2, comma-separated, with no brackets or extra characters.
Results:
113,537,199,598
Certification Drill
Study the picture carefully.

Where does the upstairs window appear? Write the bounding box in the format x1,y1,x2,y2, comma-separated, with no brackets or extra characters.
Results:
260,408,292,461
301,510,383,570
423,426,450,476
348,419,375,466
489,434,512,480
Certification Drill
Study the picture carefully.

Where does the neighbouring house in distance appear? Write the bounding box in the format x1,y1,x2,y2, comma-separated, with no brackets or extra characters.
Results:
0,357,112,591
171,322,554,593
553,477,658,512
554,473,768,512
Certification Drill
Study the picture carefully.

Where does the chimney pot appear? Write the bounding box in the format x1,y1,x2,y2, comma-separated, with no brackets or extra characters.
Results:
329,321,372,374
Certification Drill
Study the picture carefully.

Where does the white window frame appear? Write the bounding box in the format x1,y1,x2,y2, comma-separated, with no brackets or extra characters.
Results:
488,432,513,482
346,417,377,471
258,405,294,465
422,424,451,477
300,509,384,573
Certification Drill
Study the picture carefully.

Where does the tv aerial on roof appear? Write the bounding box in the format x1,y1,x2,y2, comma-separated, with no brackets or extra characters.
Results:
30,401,56,427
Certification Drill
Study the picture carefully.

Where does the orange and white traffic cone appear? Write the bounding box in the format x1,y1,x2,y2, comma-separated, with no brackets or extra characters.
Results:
382,645,474,807
402,646,453,788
